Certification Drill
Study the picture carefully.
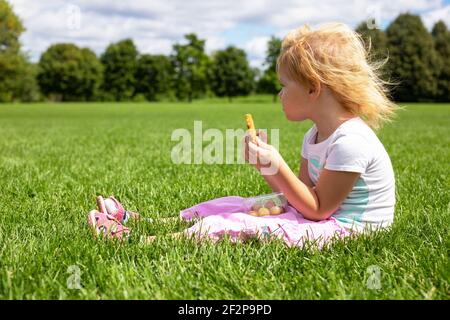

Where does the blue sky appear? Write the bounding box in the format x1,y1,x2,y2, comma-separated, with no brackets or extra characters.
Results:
9,0,450,69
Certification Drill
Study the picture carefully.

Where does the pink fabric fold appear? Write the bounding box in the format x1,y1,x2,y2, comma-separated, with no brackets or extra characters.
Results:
179,195,350,248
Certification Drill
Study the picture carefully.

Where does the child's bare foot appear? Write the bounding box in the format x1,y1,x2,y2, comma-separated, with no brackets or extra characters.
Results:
137,235,157,246
145,235,157,244
126,210,140,221
159,216,183,223
140,231,188,245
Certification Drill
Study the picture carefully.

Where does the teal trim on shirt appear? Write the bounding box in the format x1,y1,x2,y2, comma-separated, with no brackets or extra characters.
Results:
334,177,369,224
307,155,369,226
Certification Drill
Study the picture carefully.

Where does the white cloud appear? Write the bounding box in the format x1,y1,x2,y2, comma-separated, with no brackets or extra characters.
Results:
244,36,270,69
422,5,450,29
266,0,445,30
204,36,227,55
8,0,450,68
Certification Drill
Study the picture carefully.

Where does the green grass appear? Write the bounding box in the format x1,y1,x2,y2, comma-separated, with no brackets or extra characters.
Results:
0,97,448,299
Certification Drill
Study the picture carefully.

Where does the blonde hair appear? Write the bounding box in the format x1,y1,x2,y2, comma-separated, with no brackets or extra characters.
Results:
277,23,401,131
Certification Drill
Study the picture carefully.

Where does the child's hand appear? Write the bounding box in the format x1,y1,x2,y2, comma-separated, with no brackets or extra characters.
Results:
243,133,256,169
243,130,283,175
256,129,268,144
243,129,264,170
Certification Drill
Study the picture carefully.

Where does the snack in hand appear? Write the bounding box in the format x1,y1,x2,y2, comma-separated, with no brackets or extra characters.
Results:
245,113,257,144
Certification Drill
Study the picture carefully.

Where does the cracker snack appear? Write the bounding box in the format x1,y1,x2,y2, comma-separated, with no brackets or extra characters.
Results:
244,113,257,144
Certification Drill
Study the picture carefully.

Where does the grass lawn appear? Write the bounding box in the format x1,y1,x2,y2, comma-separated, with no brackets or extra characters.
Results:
0,97,448,299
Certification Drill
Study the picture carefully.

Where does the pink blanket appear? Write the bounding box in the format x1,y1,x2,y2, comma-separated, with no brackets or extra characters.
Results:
179,196,349,248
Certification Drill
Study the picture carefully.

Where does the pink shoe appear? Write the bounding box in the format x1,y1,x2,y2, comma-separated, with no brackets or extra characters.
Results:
88,209,130,240
97,195,139,224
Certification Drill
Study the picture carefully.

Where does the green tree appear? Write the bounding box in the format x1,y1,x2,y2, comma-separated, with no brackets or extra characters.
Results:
386,14,441,101
135,54,174,101
355,22,390,80
209,46,255,102
80,48,104,101
432,20,450,102
37,43,103,101
101,39,138,101
0,0,34,102
171,33,210,102
0,52,27,102
355,22,388,60
0,0,23,52
257,36,281,102
17,62,41,102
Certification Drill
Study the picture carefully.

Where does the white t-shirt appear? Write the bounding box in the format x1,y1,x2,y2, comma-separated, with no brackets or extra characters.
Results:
301,116,396,233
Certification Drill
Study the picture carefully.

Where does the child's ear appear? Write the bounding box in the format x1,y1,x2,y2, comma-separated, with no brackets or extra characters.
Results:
308,81,321,100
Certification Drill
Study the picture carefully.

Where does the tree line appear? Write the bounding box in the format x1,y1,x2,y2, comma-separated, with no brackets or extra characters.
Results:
1,0,449,103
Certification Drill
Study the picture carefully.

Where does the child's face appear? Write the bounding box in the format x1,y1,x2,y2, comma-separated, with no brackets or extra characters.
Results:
278,70,312,121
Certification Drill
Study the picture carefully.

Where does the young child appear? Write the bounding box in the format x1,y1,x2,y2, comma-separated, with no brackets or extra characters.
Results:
88,23,398,248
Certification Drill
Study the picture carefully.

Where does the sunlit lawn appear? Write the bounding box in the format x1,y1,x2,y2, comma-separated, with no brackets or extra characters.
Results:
0,97,448,299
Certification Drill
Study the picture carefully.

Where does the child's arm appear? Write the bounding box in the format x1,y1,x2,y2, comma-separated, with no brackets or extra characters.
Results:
299,157,314,188
261,172,281,193
275,160,361,220
261,144,312,192
248,136,360,221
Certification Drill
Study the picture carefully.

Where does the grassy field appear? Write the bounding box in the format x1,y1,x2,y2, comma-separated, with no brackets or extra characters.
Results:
0,97,448,299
